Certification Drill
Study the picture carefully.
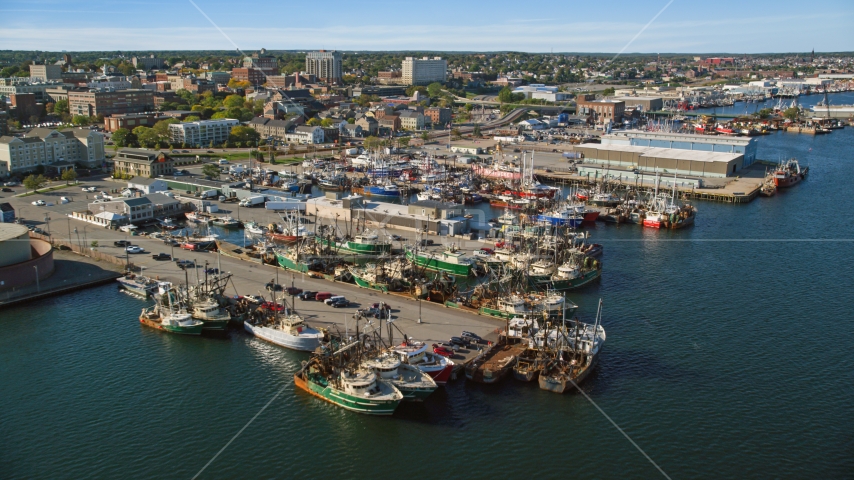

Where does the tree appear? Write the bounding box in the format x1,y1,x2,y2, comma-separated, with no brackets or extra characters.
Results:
451,128,462,140
347,118,356,124
420,132,430,142
783,107,800,121
184,115,201,122
473,124,481,137
427,82,444,97
60,169,78,185
152,118,178,137
498,86,514,103
756,108,773,119
363,136,382,151
71,115,90,126
229,126,260,146
112,128,136,148
601,87,616,97
406,86,427,97
306,118,321,126
201,163,221,179
23,174,47,193
45,102,56,114
396,137,410,149
133,126,160,148
320,118,334,128
223,94,245,109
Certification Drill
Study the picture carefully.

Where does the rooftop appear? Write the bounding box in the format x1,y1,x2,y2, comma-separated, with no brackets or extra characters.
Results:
578,144,742,163
0,223,29,242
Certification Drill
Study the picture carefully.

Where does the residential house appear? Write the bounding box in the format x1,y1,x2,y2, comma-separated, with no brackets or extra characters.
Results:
398,110,425,130
285,125,324,144
355,117,378,135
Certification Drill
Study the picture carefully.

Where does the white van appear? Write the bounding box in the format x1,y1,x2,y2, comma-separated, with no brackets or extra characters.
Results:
218,158,229,165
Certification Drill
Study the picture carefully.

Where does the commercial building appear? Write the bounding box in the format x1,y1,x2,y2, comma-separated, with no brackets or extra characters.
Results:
248,117,299,142
128,177,169,194
0,127,105,174
602,130,758,167
243,51,278,76
68,89,155,117
512,84,570,102
132,55,165,70
103,113,162,132
575,144,744,180
284,125,324,144
575,96,625,124
87,76,133,90
205,71,232,85
230,68,266,86
29,64,63,82
425,107,451,125
402,57,447,85
168,118,239,147
305,50,343,84
0,80,65,102
612,96,663,112
112,149,174,178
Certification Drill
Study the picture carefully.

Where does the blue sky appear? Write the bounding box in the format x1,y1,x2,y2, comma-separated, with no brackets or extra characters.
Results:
2,0,852,53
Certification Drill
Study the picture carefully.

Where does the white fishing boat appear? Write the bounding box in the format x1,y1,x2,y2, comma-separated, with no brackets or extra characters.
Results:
244,313,325,351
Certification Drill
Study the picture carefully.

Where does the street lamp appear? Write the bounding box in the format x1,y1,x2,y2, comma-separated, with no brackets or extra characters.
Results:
418,296,422,324
33,266,40,293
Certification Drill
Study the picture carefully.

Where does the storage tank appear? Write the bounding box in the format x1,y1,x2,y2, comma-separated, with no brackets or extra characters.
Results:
0,223,32,267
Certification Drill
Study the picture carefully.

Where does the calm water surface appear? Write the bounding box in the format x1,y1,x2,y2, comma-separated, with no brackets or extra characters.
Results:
2,112,853,479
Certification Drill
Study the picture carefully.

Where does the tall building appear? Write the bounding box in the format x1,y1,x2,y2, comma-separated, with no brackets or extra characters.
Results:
243,49,278,76
305,50,342,84
401,57,447,85
132,55,165,71
67,89,154,117
168,118,239,147
29,63,63,82
0,127,105,174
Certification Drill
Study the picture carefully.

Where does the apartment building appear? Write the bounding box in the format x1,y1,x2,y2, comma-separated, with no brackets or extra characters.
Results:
305,50,342,84
0,128,105,174
103,113,162,132
398,110,425,130
68,89,155,117
29,64,63,82
132,55,166,70
168,119,239,147
243,51,278,76
248,117,299,142
284,125,324,144
401,57,447,85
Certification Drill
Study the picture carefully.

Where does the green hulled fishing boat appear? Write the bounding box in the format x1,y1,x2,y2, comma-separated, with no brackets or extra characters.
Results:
295,359,403,415
527,256,601,291
275,250,310,273
191,299,230,333
317,233,392,255
405,246,473,276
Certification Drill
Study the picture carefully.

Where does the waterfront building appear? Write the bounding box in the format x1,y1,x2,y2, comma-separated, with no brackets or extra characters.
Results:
574,144,744,182
168,119,239,147
305,50,342,84
402,57,447,85
612,96,664,112
0,223,54,290
575,96,626,124
602,130,758,166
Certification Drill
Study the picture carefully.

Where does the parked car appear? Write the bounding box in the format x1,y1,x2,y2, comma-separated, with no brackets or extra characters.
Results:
297,291,317,300
265,282,283,292
479,247,494,255
163,239,180,246
461,331,483,343
1,188,12,192
125,246,145,254
260,302,285,312
205,268,219,274
330,298,350,308
114,240,131,247
449,336,469,348
324,296,346,306
176,259,195,269
286,286,303,296
432,344,454,357
152,253,171,261
31,200,46,206
315,292,333,302
419,239,435,247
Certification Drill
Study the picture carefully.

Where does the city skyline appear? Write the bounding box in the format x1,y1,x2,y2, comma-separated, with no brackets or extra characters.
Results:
2,0,853,53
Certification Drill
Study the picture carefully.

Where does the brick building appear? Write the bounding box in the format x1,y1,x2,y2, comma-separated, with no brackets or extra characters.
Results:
68,89,155,117
112,149,174,178
231,68,266,86
425,107,451,125
575,97,625,124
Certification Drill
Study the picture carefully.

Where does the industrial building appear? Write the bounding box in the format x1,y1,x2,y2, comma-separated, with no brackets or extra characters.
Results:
613,96,664,112
574,144,744,184
602,130,758,167
512,84,570,102
0,223,54,290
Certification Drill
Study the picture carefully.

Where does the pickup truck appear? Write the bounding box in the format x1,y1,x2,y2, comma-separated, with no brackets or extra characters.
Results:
152,253,172,261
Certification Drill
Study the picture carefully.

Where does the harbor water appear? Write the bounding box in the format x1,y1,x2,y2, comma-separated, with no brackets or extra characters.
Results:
2,114,854,479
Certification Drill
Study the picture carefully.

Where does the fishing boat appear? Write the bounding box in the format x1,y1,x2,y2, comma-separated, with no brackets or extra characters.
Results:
479,294,529,319
185,211,209,224
465,342,526,384
363,181,401,197
513,347,543,382
244,313,325,351
295,357,403,415
158,217,181,230
537,300,606,393
391,341,454,385
416,191,431,201
244,221,266,235
211,216,241,228
180,234,219,251
116,274,158,298
589,192,621,207
528,254,601,291
362,353,438,401
405,246,474,276
191,298,230,333
534,206,584,228
773,158,808,188
317,233,392,255
139,305,204,335
266,214,313,244
275,249,313,273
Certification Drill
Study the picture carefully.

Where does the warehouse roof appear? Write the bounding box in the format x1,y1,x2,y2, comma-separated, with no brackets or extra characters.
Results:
577,144,742,163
